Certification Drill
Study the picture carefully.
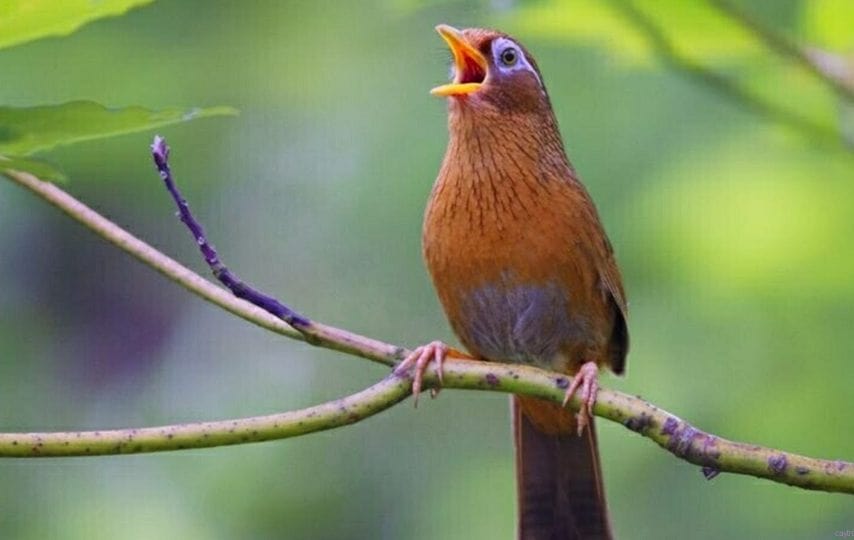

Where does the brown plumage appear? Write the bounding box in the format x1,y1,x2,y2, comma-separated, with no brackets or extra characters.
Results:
397,25,628,539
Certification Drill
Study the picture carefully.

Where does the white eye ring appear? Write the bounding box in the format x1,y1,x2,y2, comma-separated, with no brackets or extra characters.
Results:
491,37,542,88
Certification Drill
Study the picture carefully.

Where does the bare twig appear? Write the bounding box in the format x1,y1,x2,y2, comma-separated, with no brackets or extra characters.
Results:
1,165,401,368
152,137,312,331
0,160,851,494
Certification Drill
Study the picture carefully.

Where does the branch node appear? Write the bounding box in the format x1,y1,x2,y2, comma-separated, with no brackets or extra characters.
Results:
702,466,721,480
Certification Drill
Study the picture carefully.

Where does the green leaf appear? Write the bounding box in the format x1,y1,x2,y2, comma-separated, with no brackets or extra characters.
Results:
0,155,65,182
0,0,154,51
0,100,237,156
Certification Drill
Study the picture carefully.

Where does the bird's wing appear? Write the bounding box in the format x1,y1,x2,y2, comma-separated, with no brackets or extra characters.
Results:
571,185,629,374
598,237,629,374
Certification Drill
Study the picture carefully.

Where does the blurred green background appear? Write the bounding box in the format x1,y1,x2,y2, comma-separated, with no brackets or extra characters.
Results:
0,1,852,538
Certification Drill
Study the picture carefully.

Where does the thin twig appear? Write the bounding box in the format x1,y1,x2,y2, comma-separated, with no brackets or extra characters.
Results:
709,0,854,103
150,137,398,357
1,162,851,494
151,137,312,330
1,166,402,368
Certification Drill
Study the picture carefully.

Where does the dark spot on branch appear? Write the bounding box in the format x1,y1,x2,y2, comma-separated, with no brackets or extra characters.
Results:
661,417,679,436
625,414,652,434
665,423,704,459
768,454,788,475
485,373,500,386
795,466,809,476
555,377,569,390
11,440,17,446
702,466,721,480
675,428,700,456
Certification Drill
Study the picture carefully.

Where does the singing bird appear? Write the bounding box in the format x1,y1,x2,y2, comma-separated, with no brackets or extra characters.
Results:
395,25,629,539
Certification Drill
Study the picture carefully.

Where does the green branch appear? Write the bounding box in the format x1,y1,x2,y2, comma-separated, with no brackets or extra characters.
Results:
1,167,400,368
2,168,852,495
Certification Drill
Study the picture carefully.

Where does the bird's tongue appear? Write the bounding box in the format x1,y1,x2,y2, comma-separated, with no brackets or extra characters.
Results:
431,56,484,97
459,56,485,85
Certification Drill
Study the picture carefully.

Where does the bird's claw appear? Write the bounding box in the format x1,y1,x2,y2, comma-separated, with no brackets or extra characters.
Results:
394,341,448,406
562,361,599,435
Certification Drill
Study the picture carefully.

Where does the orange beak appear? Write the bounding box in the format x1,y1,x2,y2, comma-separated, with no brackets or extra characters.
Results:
430,24,488,97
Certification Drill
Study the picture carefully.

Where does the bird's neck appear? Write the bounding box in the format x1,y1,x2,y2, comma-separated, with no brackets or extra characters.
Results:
446,106,569,176
430,106,575,228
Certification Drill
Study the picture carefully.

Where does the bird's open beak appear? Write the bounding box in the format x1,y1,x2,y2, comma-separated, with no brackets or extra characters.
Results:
430,24,488,97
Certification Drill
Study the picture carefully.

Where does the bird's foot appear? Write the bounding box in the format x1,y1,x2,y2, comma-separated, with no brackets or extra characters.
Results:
561,361,599,435
393,341,449,407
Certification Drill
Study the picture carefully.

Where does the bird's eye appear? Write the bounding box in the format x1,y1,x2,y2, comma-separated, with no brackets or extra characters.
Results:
500,47,518,66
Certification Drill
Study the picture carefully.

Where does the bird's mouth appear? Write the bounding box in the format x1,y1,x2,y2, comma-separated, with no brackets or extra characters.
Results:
431,24,487,97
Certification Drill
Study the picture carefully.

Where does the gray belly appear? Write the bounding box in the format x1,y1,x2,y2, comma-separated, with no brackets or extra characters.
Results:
455,280,584,366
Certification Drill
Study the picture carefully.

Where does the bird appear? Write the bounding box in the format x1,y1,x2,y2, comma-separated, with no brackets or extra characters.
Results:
394,25,629,539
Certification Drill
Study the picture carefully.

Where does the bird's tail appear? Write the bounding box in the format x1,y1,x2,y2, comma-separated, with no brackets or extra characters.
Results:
513,396,612,540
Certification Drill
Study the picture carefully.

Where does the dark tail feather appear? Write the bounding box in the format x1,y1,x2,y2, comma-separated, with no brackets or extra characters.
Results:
513,396,612,540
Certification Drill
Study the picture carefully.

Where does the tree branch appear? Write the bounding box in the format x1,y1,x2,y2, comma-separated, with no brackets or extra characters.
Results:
0,351,850,494
1,161,851,495
152,137,313,332
1,165,401,368
709,0,854,103
607,0,842,146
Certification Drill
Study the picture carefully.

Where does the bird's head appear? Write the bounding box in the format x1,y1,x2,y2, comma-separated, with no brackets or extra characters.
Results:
431,25,550,115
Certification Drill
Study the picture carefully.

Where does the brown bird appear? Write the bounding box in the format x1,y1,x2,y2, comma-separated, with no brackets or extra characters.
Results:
396,25,629,539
